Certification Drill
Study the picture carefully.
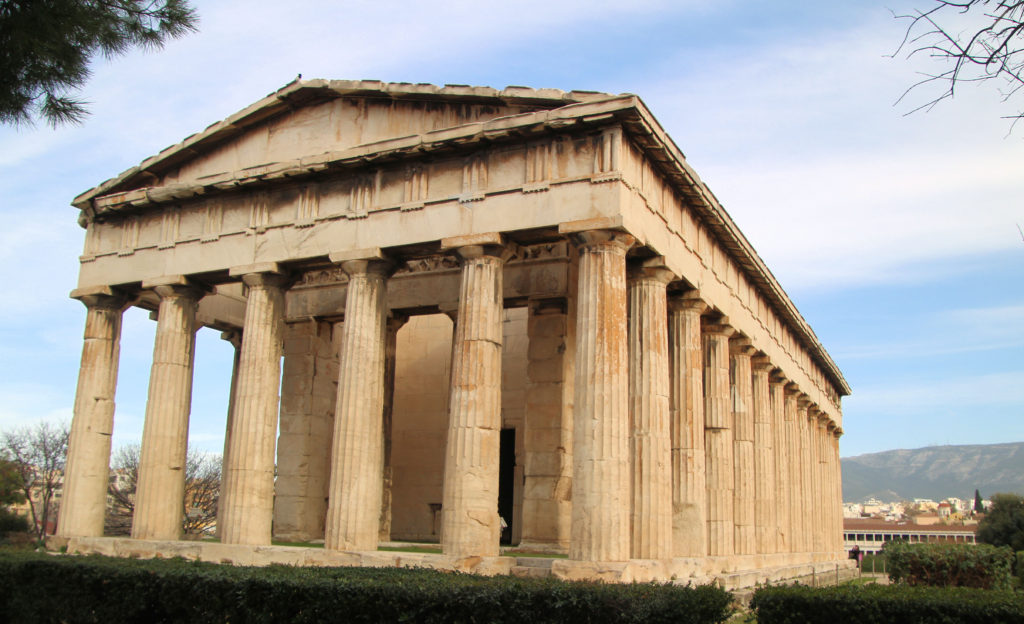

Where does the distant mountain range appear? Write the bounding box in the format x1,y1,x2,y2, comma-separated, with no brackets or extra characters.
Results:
841,442,1024,502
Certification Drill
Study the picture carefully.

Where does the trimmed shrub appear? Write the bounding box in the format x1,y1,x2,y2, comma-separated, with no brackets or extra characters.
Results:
0,551,734,623
883,541,1013,589
751,583,1024,624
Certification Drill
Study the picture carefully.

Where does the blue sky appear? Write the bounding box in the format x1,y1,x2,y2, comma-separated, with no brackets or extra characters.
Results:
0,0,1020,460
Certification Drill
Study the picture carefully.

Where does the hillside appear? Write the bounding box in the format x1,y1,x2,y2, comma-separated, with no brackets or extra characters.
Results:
841,441,1024,502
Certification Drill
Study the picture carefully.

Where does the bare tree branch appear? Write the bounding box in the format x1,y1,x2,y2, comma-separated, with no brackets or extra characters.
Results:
892,1,1024,126
108,443,220,537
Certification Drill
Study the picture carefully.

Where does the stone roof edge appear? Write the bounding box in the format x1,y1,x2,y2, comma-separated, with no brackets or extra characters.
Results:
624,98,851,398
75,88,850,398
73,78,616,207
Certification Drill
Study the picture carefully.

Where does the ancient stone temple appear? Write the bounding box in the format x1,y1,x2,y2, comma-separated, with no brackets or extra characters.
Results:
58,80,853,586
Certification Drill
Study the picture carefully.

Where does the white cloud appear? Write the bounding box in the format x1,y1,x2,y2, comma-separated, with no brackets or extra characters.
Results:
638,13,1024,290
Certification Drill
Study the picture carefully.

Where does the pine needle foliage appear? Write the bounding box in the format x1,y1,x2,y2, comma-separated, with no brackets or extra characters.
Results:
0,0,198,127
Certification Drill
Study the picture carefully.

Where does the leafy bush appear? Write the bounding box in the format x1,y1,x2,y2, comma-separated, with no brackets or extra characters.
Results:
883,541,1013,590
751,583,1024,624
0,551,734,623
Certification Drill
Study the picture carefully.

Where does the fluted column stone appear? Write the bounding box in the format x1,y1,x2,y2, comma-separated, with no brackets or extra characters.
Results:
817,412,829,555
730,337,756,555
325,253,393,551
627,261,673,560
703,321,735,557
569,229,634,562
133,277,204,540
769,373,789,553
751,355,776,554
58,287,128,539
520,299,574,552
380,315,407,542
220,266,288,545
832,427,843,554
783,384,800,554
440,235,510,558
216,330,242,540
668,293,707,558
796,395,812,553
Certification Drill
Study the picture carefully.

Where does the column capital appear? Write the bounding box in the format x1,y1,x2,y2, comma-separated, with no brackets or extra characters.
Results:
230,263,291,289
142,275,206,301
667,290,707,314
784,381,801,395
70,285,130,310
387,313,409,333
329,248,395,278
797,394,813,410
440,232,517,262
833,427,843,439
770,370,788,385
729,335,756,356
751,354,773,371
569,229,635,254
627,256,675,285
702,320,735,338
220,330,242,349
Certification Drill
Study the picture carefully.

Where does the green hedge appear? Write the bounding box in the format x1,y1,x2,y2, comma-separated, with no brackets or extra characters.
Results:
883,541,1013,589
751,584,1024,624
0,551,733,623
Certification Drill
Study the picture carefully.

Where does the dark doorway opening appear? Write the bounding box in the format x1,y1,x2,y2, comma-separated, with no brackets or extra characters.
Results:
498,428,516,545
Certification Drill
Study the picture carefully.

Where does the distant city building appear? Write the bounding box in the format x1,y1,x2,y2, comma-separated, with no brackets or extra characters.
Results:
843,518,977,555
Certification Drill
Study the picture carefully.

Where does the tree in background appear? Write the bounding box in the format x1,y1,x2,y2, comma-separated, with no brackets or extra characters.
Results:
0,0,198,127
0,422,69,540
976,493,1024,550
975,488,986,514
107,443,221,537
0,458,28,533
893,1,1024,126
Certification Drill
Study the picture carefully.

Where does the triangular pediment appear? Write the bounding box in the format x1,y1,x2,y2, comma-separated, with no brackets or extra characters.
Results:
74,79,614,207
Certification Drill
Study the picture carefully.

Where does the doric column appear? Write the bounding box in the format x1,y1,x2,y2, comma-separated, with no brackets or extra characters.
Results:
730,336,756,556
703,320,735,557
806,406,822,554
274,320,335,542
818,412,830,554
783,383,800,553
325,251,393,551
380,314,407,542
216,330,241,540
832,426,843,554
668,292,707,558
569,229,634,562
58,287,128,539
796,395,812,553
133,276,204,541
751,355,776,555
627,260,673,560
769,372,789,553
440,234,510,558
220,265,288,546
520,299,574,552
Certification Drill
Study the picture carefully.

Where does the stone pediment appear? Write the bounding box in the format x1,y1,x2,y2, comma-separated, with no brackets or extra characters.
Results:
73,79,615,209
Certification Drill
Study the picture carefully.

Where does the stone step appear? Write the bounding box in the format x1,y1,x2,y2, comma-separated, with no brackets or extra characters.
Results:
510,565,553,578
514,557,555,568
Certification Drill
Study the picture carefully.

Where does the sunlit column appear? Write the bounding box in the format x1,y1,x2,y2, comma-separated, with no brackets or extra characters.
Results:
58,287,129,539
220,265,288,545
569,229,634,562
627,260,673,560
133,277,204,540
